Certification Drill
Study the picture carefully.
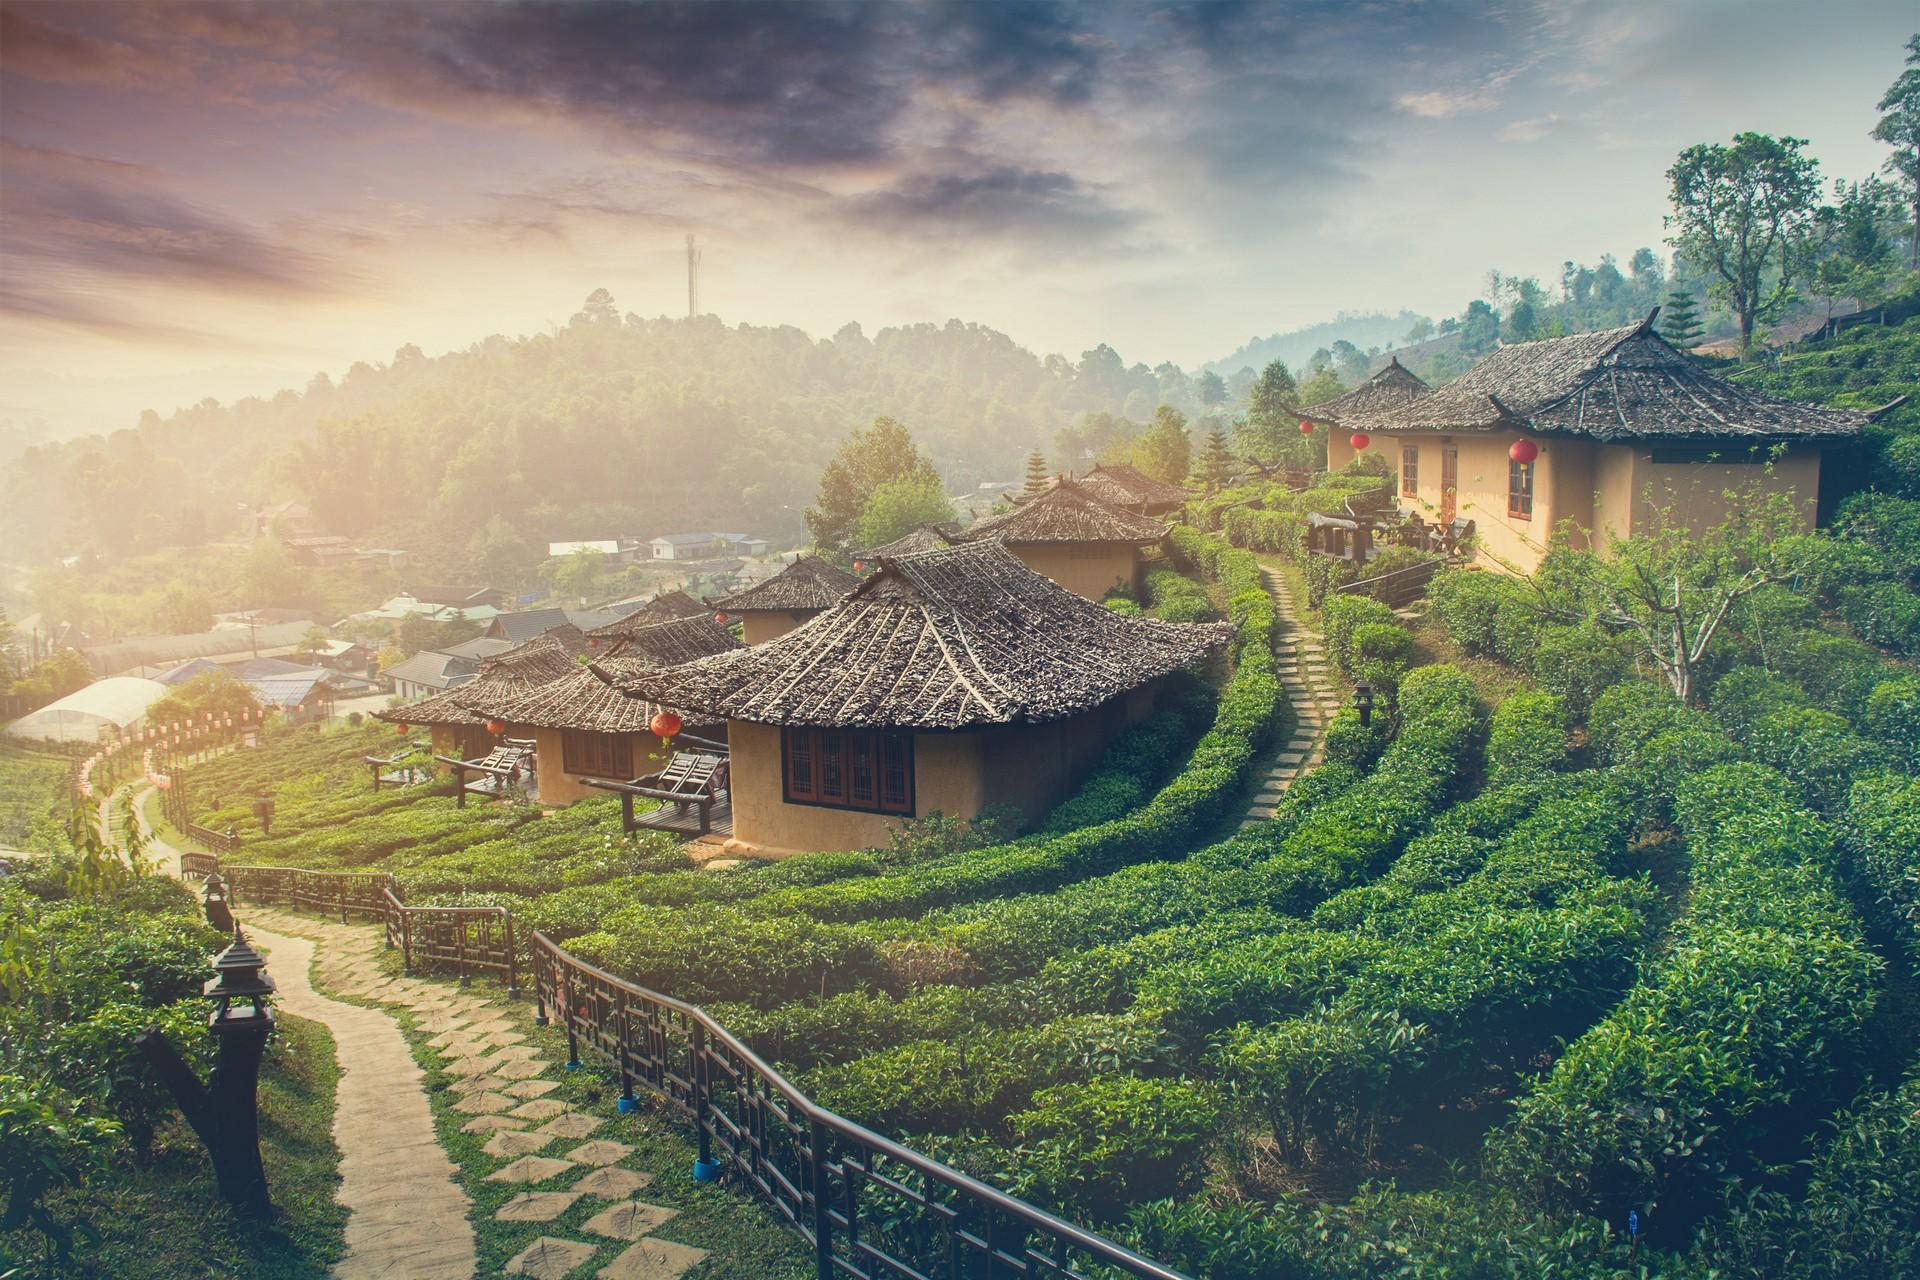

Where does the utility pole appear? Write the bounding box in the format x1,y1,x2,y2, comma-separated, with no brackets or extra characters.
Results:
686,233,701,319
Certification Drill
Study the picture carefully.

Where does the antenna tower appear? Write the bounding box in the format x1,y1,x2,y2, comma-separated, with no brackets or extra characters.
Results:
686,234,701,318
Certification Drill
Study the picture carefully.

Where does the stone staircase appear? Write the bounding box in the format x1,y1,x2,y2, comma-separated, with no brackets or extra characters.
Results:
1241,566,1340,828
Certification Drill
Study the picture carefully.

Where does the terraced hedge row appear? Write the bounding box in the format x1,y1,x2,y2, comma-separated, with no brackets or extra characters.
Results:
1492,763,1880,1230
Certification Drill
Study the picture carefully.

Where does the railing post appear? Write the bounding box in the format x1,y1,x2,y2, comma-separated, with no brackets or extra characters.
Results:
616,995,637,1114
532,942,549,1027
338,879,347,924
456,921,469,987
810,1117,833,1280
505,914,519,998
690,1023,714,1171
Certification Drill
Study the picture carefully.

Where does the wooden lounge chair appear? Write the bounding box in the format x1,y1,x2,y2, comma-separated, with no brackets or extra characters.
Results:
583,750,730,835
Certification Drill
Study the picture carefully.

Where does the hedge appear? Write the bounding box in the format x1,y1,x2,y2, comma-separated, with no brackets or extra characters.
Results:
1492,763,1880,1229
1840,773,1920,948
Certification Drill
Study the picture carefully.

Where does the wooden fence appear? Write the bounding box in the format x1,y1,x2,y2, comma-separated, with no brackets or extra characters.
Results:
530,931,1190,1280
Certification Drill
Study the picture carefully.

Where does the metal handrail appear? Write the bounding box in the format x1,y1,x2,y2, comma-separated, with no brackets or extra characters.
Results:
530,930,1191,1280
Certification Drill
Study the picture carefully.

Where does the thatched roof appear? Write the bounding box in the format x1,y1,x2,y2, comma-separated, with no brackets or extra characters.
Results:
376,634,578,727
491,659,719,734
1075,463,1190,510
710,555,860,613
585,590,709,640
859,524,956,560
1343,315,1875,441
600,541,1230,730
955,477,1169,546
1298,357,1432,424
601,615,744,666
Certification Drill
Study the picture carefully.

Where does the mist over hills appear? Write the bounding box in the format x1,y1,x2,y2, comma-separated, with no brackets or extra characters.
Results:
1204,311,1433,379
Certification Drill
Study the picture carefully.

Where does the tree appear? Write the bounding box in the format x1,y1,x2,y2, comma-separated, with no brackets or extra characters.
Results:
1660,288,1705,348
856,475,955,550
1022,449,1051,498
1133,406,1191,485
571,288,619,326
1237,361,1299,464
544,547,607,602
1196,370,1227,408
1812,178,1905,314
1198,427,1234,493
1295,366,1346,407
1458,299,1501,355
1403,317,1435,344
467,515,535,585
1665,133,1823,353
147,670,261,726
1873,33,1920,267
1553,487,1816,703
156,584,213,635
805,417,942,557
297,625,331,658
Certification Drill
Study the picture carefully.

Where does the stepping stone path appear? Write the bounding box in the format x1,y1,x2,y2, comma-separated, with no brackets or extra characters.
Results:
1242,566,1342,828
243,904,713,1279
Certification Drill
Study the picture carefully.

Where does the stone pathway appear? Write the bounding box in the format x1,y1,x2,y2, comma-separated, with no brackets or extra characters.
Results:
1242,565,1341,828
246,907,711,1280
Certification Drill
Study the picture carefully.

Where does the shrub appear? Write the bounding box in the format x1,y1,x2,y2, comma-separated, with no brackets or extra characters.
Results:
1838,580,1920,655
1145,569,1217,623
1008,1076,1223,1216
1322,707,1387,769
1707,666,1807,739
1322,595,1396,678
1430,567,1514,655
1751,706,1882,813
1841,774,1920,947
1863,675,1920,772
1526,623,1628,720
1486,691,1567,782
1348,623,1414,697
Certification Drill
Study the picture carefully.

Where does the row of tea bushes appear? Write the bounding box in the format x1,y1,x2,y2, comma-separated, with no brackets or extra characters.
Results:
1491,763,1879,1231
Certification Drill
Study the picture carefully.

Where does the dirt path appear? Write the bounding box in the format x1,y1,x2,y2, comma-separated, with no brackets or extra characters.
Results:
1241,565,1340,827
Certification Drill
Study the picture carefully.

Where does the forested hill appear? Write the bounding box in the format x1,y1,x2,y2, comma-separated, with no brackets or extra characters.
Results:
0,306,1175,566
1206,311,1431,379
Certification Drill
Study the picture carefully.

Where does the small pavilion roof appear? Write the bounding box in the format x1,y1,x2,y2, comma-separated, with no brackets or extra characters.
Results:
1338,314,1879,442
585,590,710,640
490,659,719,734
1074,463,1190,509
955,477,1168,546
858,524,957,560
710,555,860,613
601,615,744,666
599,541,1230,730
376,634,578,727
1295,357,1432,425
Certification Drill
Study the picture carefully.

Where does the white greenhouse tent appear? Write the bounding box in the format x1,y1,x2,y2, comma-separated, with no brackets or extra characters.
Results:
5,676,169,744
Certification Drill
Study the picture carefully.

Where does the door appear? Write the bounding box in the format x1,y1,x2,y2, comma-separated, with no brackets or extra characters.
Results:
1440,445,1459,522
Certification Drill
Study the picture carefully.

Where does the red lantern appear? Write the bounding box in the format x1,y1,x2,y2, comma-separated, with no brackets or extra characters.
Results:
1298,420,1313,435
853,560,866,572
1508,438,1539,464
586,637,599,651
714,611,730,625
395,723,410,735
485,720,506,735
1349,432,1370,451
650,711,682,740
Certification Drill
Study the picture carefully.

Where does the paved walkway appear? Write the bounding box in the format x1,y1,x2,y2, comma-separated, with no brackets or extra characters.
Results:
1241,566,1340,827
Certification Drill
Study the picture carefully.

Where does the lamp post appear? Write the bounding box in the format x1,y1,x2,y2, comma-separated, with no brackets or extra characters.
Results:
252,791,275,836
135,927,276,1218
1353,681,1375,728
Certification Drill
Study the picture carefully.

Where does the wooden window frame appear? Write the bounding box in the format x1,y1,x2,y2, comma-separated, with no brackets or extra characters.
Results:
781,727,914,816
1508,458,1535,521
1400,445,1419,498
562,730,633,780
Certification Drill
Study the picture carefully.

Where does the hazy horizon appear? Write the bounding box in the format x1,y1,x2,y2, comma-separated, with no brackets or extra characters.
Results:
2,0,1912,436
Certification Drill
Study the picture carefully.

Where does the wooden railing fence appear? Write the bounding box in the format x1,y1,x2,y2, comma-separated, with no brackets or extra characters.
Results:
530,931,1190,1280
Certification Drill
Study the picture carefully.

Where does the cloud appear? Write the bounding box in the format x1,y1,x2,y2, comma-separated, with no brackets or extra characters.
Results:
0,6,181,88
1397,89,1501,118
1499,112,1563,141
841,163,1141,249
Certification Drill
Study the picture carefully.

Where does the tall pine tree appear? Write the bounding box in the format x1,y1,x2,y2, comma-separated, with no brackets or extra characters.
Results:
1661,288,1704,349
1199,427,1234,493
1022,448,1051,498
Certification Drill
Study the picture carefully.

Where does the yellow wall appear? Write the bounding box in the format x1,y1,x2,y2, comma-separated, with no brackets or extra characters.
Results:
530,725,667,805
738,610,817,644
1009,542,1143,601
725,681,1160,857
1330,430,1824,574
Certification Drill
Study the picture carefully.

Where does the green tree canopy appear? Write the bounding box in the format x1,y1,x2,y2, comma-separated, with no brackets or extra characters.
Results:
805,417,942,557
147,670,261,726
1872,33,1920,267
1660,288,1705,348
856,475,956,551
1666,132,1823,352
1133,405,1192,485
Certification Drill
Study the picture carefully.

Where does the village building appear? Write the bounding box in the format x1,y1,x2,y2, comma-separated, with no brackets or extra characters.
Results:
583,590,713,650
953,476,1169,600
1073,463,1191,516
375,635,579,762
405,584,512,612
601,541,1229,858
1317,316,1885,575
490,616,741,805
708,555,861,643
856,524,957,563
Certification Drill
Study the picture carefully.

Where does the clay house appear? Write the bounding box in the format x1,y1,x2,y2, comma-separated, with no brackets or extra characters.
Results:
600,541,1229,858
375,634,578,762
954,476,1169,601
583,590,713,651
1319,315,1886,574
489,615,742,805
1073,462,1191,516
856,524,958,563
708,555,861,643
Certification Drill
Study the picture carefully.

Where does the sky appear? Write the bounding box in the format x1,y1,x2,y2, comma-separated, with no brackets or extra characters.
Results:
1,0,1913,435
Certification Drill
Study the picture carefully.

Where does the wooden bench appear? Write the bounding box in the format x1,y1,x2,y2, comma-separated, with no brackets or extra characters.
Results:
583,751,731,836
435,745,535,807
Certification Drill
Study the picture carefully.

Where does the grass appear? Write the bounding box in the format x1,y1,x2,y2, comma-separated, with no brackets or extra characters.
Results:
0,1011,348,1280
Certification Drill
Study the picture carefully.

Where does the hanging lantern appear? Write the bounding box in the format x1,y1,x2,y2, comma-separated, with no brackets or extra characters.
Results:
1508,438,1540,464
1349,432,1370,451
853,560,866,572
394,722,410,736
649,711,682,740
485,719,506,735
713,611,730,625
1298,420,1313,435
586,637,599,651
